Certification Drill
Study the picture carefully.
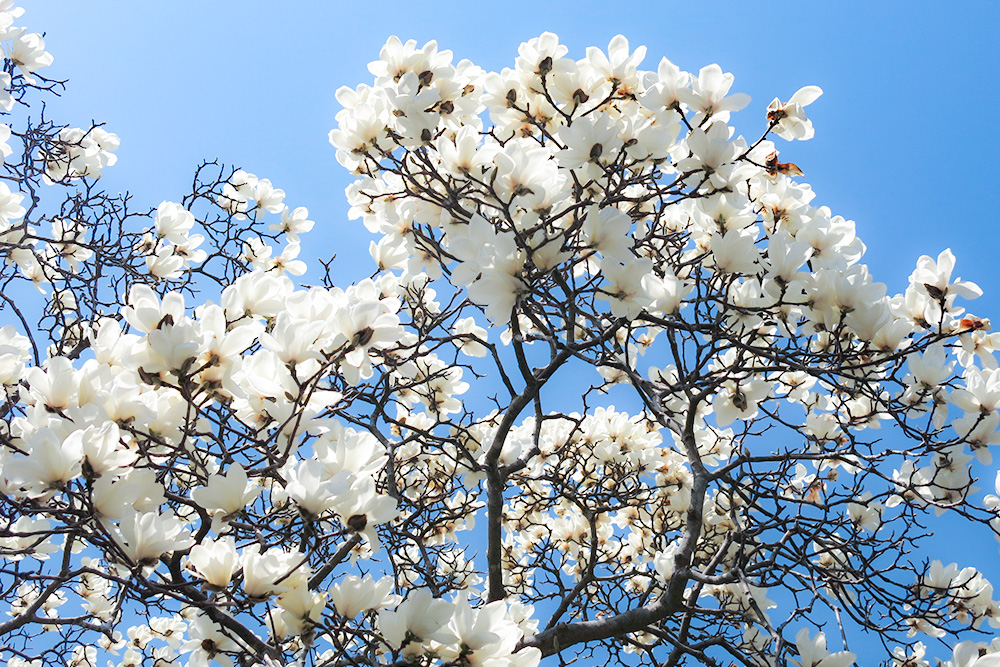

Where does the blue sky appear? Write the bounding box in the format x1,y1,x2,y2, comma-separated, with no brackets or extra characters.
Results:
20,0,1000,659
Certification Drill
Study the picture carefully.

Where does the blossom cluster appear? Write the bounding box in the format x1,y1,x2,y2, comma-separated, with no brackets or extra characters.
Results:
3,16,1000,667
326,31,1000,666
42,127,119,183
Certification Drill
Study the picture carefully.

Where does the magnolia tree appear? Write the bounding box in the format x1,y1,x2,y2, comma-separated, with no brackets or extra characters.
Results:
2,10,1000,667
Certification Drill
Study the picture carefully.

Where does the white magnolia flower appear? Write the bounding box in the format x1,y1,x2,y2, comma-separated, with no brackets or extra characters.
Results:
186,536,239,588
8,29,53,83
767,85,823,140
191,464,261,531
116,510,194,567
791,628,856,667
378,589,454,654
330,574,397,618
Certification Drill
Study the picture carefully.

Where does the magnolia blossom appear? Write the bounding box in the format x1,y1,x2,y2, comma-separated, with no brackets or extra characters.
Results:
191,464,261,531
116,510,194,567
179,612,239,667
791,628,856,667
186,537,239,588
0,516,58,560
331,573,397,618
8,29,52,82
241,545,308,600
44,127,119,182
0,324,31,384
378,589,455,655
767,85,823,140
4,426,83,496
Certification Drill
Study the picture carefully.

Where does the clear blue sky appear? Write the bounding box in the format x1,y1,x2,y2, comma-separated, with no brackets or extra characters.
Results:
22,0,1000,659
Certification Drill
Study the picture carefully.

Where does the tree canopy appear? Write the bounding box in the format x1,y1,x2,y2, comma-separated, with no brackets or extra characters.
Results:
1,10,1000,667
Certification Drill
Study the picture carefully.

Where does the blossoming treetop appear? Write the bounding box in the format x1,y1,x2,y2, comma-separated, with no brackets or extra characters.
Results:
1,11,999,667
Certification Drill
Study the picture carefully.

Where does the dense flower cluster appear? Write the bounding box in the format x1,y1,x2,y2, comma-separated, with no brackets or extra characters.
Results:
1,14,1000,667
